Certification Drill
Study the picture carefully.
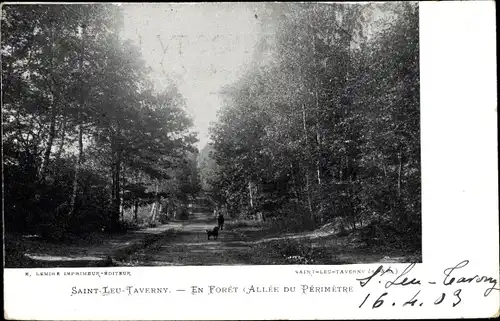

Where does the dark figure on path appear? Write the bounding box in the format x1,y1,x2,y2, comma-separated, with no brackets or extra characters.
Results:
217,212,225,230
206,226,219,240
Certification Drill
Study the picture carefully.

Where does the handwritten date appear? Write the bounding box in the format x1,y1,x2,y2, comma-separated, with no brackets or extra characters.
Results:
359,289,463,309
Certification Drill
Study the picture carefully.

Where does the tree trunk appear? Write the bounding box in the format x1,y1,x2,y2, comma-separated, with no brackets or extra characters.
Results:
108,132,122,229
382,160,388,184
349,187,357,231
397,151,402,197
134,199,139,223
301,103,315,230
109,139,116,210
69,119,83,217
315,128,324,225
248,180,254,209
304,172,314,227
68,24,87,218
150,181,159,222
120,163,125,219
149,203,156,222
113,148,121,225
316,131,322,186
165,203,170,220
38,21,59,183
39,100,57,182
312,33,323,188
55,115,66,161
158,202,163,221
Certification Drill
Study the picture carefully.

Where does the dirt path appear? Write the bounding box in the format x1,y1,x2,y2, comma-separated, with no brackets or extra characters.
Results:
6,197,418,268
124,202,263,266
6,197,269,268
121,199,417,266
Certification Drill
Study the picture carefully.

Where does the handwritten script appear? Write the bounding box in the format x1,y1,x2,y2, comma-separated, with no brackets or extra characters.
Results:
356,260,499,309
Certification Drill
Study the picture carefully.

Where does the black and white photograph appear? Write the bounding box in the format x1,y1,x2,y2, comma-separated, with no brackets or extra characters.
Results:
2,2,421,268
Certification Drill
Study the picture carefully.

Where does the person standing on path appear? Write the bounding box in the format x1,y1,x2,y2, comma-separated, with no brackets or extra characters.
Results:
217,211,225,230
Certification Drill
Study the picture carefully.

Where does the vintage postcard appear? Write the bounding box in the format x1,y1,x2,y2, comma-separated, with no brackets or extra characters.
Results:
2,1,498,320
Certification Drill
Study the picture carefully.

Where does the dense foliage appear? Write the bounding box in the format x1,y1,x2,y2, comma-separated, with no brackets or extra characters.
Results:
203,3,420,235
2,4,199,239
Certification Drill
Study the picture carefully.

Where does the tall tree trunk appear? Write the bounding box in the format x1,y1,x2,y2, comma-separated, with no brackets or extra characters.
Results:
109,138,116,210
298,53,315,229
120,163,125,219
382,160,388,184
348,168,357,230
39,100,57,182
110,145,121,227
304,173,313,222
301,103,315,230
69,117,83,217
311,27,323,188
38,20,58,183
397,151,402,197
394,151,404,226
115,150,121,220
315,127,324,225
69,24,86,218
316,129,322,186
109,119,124,229
150,181,159,222
158,203,163,221
149,203,156,221
134,199,139,223
55,115,66,161
248,180,254,209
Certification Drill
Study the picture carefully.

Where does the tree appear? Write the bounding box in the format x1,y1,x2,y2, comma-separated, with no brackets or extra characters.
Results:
208,2,420,234
2,4,199,236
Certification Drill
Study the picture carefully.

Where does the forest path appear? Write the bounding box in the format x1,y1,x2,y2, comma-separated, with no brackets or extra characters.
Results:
123,198,261,265
9,195,414,267
6,197,268,268
120,197,414,266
